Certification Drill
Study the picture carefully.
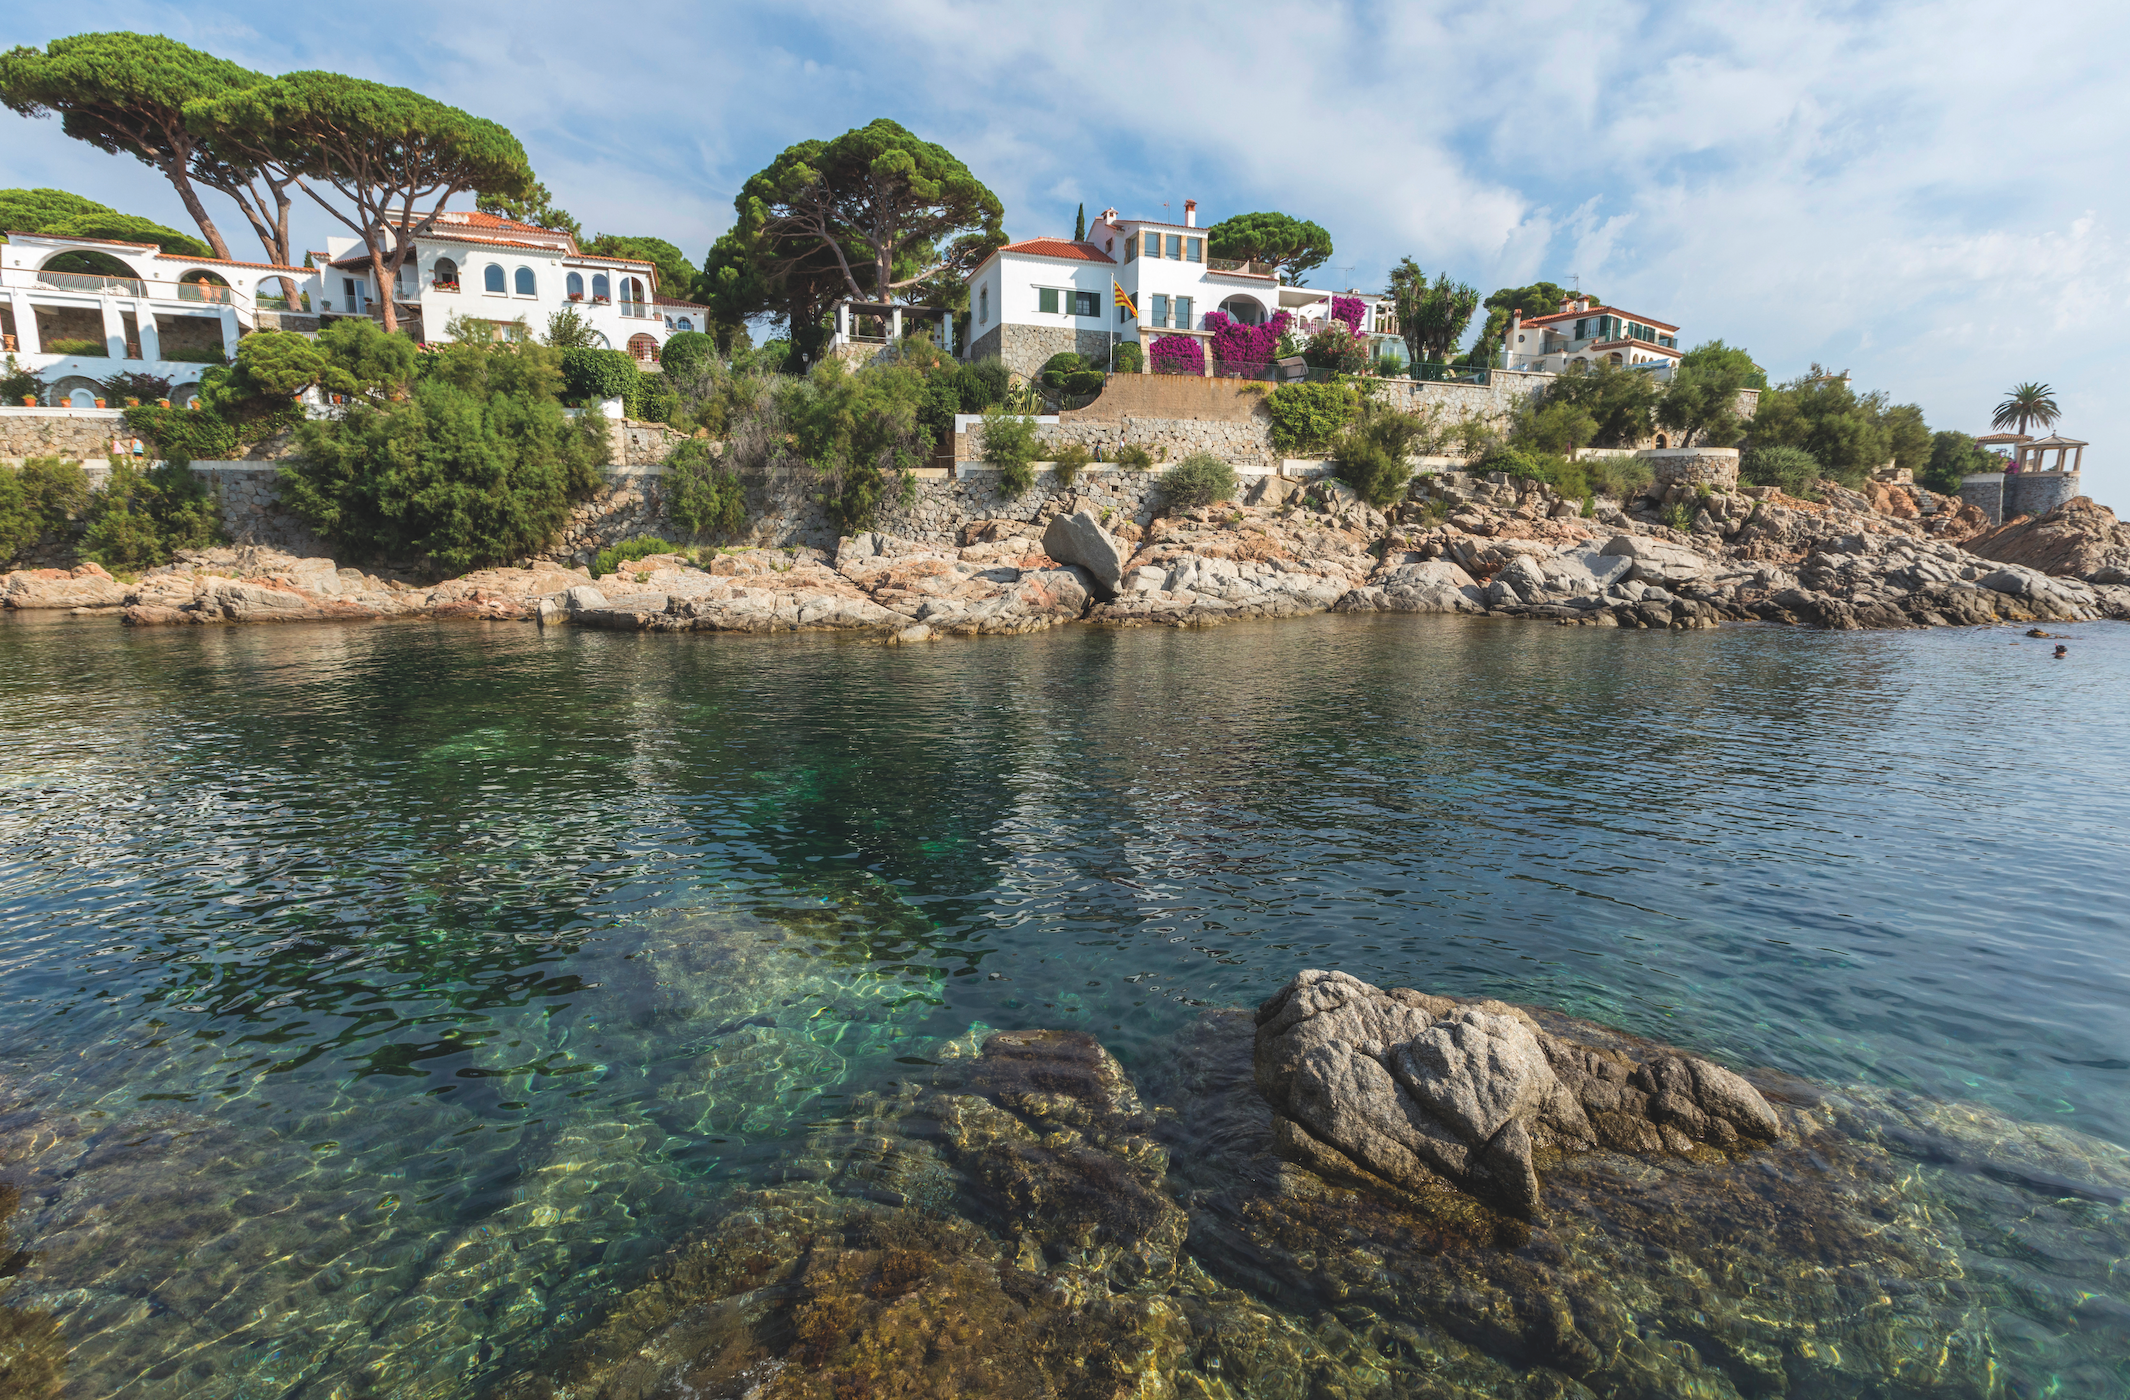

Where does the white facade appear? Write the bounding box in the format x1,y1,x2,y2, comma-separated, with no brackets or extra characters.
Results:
317,210,707,361
1505,297,1683,377
1,231,295,405
964,199,1402,366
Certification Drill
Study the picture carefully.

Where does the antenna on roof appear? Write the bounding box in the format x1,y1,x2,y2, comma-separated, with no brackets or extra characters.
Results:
1568,273,1581,293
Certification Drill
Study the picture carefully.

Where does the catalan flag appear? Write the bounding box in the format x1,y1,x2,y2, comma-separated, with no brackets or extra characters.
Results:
1113,279,1137,319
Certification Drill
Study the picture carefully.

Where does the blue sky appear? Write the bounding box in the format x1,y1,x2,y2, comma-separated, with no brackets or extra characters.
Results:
8,0,2127,507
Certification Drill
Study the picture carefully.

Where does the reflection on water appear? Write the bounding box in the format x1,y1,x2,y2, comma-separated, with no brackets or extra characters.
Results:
0,612,2126,1397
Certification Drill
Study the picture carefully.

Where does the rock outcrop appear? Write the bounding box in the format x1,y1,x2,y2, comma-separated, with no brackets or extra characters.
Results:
1253,969,1780,1217
0,561,129,611
1040,509,1131,598
1964,494,2130,581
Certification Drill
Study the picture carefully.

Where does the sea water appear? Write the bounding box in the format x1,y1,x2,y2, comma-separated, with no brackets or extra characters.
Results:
0,612,2124,1396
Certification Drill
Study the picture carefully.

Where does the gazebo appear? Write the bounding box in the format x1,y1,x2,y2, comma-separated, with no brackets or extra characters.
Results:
2013,434,2086,473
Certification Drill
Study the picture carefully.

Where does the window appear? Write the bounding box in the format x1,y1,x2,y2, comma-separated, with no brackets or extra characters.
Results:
343,277,358,304
514,266,536,296
979,284,988,323
433,257,458,288
677,317,693,331
592,273,610,300
1118,302,1129,324
1144,232,1160,258
1186,238,1202,262
566,271,584,298
484,264,506,294
1038,287,1059,314
1166,235,1182,260
1174,296,1193,329
1069,290,1099,317
1151,293,1169,327
1125,238,1136,263
622,277,646,304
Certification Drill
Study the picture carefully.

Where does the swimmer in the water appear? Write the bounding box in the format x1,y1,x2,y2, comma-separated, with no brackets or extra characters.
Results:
2054,644,2067,657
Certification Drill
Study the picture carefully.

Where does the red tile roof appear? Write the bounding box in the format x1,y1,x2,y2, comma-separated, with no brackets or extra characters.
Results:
1521,304,1678,333
997,238,1115,264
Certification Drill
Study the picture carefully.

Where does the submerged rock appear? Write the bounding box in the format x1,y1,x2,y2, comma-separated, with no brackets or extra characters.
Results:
1253,969,1781,1218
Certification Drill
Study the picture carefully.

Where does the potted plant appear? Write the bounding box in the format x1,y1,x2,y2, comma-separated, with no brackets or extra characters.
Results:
94,397,107,408
126,397,140,407
157,398,170,408
20,395,35,407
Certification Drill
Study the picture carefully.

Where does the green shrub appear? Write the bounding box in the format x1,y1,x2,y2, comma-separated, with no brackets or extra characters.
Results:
1038,352,1085,381
780,360,934,535
282,337,608,572
1051,440,1092,489
158,345,227,365
952,357,1012,413
666,438,748,538
660,331,717,382
1920,430,1997,495
1,354,45,405
1583,455,1654,500
592,534,682,578
1114,442,1154,471
95,370,175,406
981,409,1040,495
1661,502,1694,531
78,459,222,570
1372,354,1406,378
44,337,107,358
1112,342,1143,374
1474,443,1587,498
1160,452,1237,510
0,456,91,561
559,347,639,404
1266,380,1364,455
1330,406,1428,508
1740,445,1821,497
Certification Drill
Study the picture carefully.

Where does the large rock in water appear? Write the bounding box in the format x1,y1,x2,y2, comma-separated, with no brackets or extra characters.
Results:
1254,969,1779,1217
1963,494,2130,580
1040,509,1130,598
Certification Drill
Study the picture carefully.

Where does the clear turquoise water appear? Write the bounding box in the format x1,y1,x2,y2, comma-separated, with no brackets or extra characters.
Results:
0,612,2125,1396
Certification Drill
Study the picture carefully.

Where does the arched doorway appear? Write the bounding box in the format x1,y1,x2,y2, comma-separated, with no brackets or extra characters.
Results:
177,269,233,304
1218,296,1265,326
433,258,461,291
627,333,659,364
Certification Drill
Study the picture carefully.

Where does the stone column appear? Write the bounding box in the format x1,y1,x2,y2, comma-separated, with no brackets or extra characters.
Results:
836,301,850,343
9,291,41,355
101,297,127,359
890,306,903,342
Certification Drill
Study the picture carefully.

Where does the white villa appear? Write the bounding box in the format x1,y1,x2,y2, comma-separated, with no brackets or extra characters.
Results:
1504,297,1683,377
2,211,704,407
960,200,1403,377
312,210,707,361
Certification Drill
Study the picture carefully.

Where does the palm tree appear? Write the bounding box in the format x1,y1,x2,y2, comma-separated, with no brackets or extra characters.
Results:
1992,382,2061,437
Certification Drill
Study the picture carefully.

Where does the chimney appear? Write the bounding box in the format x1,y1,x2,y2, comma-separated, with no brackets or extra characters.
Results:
1559,296,1574,314
1184,199,1198,228
1508,308,1522,346
1577,296,1591,312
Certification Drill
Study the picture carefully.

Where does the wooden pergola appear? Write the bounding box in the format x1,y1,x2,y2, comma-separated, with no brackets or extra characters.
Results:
2013,434,2086,473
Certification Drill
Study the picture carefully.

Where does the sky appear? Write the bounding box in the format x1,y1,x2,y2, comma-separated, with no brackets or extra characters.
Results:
6,0,2126,508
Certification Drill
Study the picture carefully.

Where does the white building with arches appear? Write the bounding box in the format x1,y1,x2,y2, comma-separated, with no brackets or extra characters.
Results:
313,209,705,362
962,200,1401,377
2,229,310,406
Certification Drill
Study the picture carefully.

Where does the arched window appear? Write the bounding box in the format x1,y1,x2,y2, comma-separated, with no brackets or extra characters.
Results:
676,316,693,331
979,284,989,324
1218,296,1264,327
592,273,610,301
626,332,659,364
514,267,536,296
432,257,459,290
622,277,646,304
484,264,506,294
566,271,584,299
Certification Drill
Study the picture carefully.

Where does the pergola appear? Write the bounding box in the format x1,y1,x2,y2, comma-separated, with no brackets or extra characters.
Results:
831,299,952,351
2014,434,2086,473
1972,432,2030,454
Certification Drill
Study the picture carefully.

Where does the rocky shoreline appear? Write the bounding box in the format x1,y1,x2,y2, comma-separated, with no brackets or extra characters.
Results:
475,970,2129,1400
7,474,2130,637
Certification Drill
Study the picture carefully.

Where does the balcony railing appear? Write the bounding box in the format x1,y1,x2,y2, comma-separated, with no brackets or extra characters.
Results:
619,301,656,319
176,282,236,303
1206,258,1278,278
35,270,147,297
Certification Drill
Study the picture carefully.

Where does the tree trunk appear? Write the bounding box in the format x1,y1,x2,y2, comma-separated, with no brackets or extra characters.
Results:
367,242,398,334
160,150,234,261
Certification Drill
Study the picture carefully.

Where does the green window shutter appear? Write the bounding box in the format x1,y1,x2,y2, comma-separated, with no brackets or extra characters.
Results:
1039,287,1058,314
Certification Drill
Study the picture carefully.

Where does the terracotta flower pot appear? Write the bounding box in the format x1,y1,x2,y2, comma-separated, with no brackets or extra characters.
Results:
126,397,140,407
187,400,200,411
94,398,107,408
20,396,34,407
157,398,170,409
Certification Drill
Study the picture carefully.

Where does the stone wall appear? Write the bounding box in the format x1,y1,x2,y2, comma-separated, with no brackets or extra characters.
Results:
0,407,131,462
1961,470,2082,526
966,323,1119,378
1643,448,1740,489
